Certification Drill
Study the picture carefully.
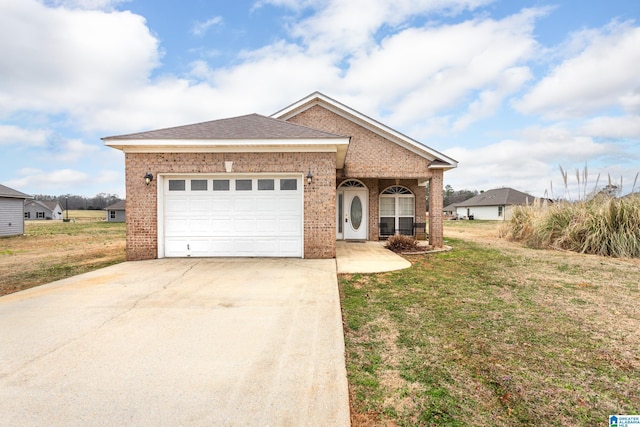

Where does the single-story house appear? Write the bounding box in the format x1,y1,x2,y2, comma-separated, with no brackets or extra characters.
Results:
103,92,458,260
105,200,126,223
24,200,64,220
0,183,32,236
443,203,458,217
454,187,537,220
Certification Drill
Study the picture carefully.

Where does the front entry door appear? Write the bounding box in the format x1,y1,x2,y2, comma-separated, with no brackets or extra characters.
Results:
343,190,368,239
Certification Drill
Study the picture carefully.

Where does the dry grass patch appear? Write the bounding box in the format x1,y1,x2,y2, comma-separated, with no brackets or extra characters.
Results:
341,221,639,426
0,221,125,296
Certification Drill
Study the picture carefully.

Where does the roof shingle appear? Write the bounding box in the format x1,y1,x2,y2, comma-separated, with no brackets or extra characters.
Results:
456,188,536,207
103,114,346,141
0,183,32,199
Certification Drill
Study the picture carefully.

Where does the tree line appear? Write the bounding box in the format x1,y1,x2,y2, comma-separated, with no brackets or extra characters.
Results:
33,193,123,210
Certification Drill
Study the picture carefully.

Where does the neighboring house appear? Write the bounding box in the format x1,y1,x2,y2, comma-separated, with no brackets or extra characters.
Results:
24,200,64,220
0,183,32,236
103,92,458,260
443,203,458,217
105,200,126,222
454,187,538,220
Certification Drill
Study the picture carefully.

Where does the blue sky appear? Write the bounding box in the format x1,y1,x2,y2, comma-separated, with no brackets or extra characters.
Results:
1,0,639,199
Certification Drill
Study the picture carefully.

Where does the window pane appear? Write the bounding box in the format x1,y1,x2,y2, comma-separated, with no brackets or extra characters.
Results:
380,197,395,216
235,179,252,191
379,217,395,235
191,179,208,191
337,193,343,234
169,180,185,191
398,197,414,216
258,179,274,191
399,217,413,235
280,179,297,191
212,180,230,191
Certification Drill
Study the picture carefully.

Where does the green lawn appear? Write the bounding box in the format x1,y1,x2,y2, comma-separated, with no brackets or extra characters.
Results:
341,235,640,426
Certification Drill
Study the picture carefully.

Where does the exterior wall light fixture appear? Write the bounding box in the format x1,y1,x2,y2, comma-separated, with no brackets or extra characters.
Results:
306,171,313,185
144,173,154,185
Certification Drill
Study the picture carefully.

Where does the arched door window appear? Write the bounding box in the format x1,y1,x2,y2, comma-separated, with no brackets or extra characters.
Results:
379,186,414,236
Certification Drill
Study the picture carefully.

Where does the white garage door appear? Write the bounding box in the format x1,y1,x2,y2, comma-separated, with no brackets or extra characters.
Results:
162,175,303,257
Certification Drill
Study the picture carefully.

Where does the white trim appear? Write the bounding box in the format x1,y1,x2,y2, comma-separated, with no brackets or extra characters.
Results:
337,180,369,240
272,92,458,169
104,138,349,169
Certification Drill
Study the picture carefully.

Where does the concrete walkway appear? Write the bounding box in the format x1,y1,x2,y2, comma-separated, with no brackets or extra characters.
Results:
0,259,350,426
336,240,411,273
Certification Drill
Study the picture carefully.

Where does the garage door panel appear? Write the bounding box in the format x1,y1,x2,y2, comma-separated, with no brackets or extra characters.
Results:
189,198,211,212
278,218,301,234
210,239,236,255
163,176,302,257
256,198,277,212
233,198,256,213
210,218,233,233
188,239,212,257
190,218,211,233
278,197,300,214
165,219,189,235
165,237,189,257
211,198,233,211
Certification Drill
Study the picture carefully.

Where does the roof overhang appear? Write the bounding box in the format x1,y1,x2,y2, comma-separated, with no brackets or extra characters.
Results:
273,92,458,170
103,137,351,169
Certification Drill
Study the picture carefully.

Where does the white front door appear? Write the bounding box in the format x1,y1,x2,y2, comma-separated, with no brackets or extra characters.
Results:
343,190,367,240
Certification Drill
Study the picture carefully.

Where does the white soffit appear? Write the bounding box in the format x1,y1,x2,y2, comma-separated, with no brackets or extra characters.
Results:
103,138,350,169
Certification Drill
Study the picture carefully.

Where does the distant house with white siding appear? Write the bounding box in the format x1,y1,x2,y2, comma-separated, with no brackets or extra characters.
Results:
105,200,125,223
24,200,64,220
0,183,32,236
454,187,538,220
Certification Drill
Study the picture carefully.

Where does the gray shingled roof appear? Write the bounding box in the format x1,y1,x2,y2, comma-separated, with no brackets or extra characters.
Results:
103,114,346,140
455,188,536,207
105,200,126,210
0,183,32,199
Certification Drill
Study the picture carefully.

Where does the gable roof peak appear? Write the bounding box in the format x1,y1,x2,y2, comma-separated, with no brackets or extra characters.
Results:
272,91,458,170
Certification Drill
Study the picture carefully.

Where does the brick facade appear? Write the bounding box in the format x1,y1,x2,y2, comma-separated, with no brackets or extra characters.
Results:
121,101,449,260
287,105,443,247
125,151,336,260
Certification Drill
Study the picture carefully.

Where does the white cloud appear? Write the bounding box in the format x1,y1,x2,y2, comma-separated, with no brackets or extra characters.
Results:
338,9,542,133
443,126,616,196
284,0,495,55
0,125,49,146
580,115,640,139
6,168,89,193
42,0,129,11
47,138,100,162
0,0,159,118
515,21,640,119
192,16,223,36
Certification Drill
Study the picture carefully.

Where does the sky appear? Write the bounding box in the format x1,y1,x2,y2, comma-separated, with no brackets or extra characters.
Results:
1,0,639,199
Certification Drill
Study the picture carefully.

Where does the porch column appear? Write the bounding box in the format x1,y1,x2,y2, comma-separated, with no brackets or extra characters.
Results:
428,169,444,248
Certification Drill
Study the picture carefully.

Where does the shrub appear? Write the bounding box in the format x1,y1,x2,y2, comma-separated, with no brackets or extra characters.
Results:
504,194,640,258
386,234,421,253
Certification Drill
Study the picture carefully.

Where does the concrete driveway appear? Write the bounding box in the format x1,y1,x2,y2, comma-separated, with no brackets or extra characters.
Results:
0,259,349,426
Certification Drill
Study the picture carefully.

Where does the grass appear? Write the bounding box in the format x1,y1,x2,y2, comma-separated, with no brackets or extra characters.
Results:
63,209,109,222
341,223,640,426
0,220,126,296
503,195,640,258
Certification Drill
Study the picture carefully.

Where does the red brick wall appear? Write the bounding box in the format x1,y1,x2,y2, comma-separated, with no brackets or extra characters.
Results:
428,169,444,247
293,105,438,242
125,151,336,260
287,105,435,178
